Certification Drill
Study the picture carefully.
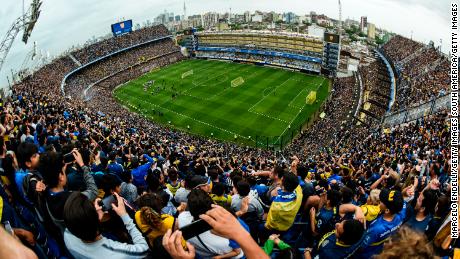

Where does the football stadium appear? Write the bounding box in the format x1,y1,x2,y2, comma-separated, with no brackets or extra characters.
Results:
0,0,455,259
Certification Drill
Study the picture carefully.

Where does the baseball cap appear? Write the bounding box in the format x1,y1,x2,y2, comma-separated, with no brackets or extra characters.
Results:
379,189,403,214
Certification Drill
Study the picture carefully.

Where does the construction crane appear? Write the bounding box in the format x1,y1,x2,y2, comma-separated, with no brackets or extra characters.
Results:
0,0,42,74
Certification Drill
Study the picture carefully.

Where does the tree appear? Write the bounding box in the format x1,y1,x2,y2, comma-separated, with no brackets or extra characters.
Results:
375,35,385,45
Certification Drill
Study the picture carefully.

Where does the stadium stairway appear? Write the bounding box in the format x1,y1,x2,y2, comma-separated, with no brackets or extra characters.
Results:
367,99,388,110
395,44,425,67
370,90,391,100
353,116,371,127
359,108,380,121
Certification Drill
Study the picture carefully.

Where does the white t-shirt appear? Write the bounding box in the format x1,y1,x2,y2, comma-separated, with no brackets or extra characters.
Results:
177,211,244,259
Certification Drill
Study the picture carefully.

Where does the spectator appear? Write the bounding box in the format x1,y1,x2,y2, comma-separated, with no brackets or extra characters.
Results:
119,170,138,204
135,193,176,247
211,181,232,209
231,180,263,220
305,219,365,259
63,192,149,258
404,188,438,233
374,227,439,259
264,172,303,237
40,149,97,233
360,189,381,223
177,189,244,258
0,225,38,259
353,189,406,258
165,168,181,196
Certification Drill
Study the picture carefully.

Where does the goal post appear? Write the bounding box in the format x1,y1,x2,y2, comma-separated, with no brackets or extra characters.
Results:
306,91,317,104
181,69,193,79
231,76,245,87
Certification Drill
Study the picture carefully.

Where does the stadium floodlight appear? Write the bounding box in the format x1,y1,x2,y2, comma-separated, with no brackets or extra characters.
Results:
23,0,42,44
0,0,42,74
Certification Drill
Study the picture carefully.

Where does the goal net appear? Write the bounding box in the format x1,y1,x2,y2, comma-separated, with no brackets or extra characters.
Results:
181,69,193,79
231,77,245,87
306,91,317,104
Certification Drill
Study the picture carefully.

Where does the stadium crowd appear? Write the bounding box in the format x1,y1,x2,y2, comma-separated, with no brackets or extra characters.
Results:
0,25,454,259
66,38,180,100
195,51,322,72
381,35,450,111
358,56,392,127
71,25,171,65
288,75,357,157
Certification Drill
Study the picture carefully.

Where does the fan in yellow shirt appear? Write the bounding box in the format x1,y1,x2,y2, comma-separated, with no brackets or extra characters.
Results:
265,172,303,232
361,189,381,222
134,193,177,246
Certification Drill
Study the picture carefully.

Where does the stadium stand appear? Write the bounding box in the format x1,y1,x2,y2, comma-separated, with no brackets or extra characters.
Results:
356,54,393,127
71,24,171,65
0,22,454,259
195,31,324,73
381,35,450,111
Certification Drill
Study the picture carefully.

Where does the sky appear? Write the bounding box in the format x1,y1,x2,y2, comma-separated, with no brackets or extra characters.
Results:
0,0,452,88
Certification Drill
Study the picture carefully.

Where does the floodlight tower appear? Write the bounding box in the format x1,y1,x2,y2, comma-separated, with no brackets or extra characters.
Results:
0,0,42,74
183,1,187,21
338,0,343,35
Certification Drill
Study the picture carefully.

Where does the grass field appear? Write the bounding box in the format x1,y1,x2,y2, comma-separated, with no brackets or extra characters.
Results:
113,59,330,148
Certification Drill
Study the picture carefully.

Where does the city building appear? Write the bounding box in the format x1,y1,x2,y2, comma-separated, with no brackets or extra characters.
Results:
243,11,250,23
360,16,367,31
217,22,229,31
252,14,263,23
308,24,325,39
367,23,375,39
284,12,296,24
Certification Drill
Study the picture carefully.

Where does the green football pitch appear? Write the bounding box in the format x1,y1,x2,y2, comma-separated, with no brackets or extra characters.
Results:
113,59,330,148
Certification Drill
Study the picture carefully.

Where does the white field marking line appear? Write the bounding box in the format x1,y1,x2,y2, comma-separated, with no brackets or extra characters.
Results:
206,67,264,101
275,78,327,143
185,63,249,98
262,86,276,97
153,62,231,100
247,76,300,124
248,77,293,113
179,74,229,101
184,62,262,99
170,74,230,101
275,105,305,143
159,88,208,101
155,61,218,88
118,92,250,140
248,110,289,123
287,81,320,109
288,89,306,109
189,64,239,89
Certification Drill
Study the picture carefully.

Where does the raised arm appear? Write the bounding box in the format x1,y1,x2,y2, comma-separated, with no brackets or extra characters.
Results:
200,205,269,259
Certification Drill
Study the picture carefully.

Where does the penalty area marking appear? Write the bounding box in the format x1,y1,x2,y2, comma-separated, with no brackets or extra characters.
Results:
116,92,250,140
275,78,327,144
